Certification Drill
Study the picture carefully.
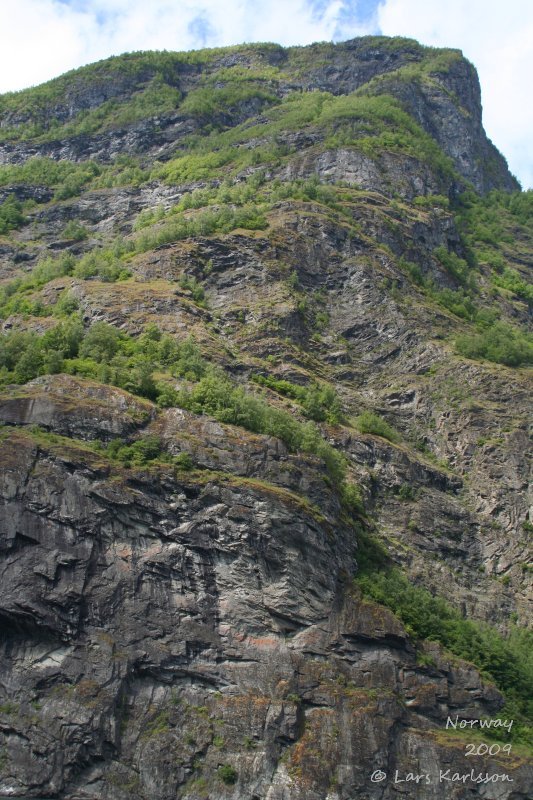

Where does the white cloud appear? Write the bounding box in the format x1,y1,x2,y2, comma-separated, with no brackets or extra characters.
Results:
0,0,372,92
377,0,533,188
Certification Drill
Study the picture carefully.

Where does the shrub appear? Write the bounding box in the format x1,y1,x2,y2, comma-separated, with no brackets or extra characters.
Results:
13,342,44,383
434,246,471,285
53,290,79,318
174,452,193,471
169,337,206,380
133,204,268,252
492,268,533,304
73,249,131,282
218,765,238,785
0,195,26,234
456,322,533,367
106,435,164,467
341,482,364,514
176,371,347,485
79,322,123,362
179,275,205,304
397,483,417,501
0,157,100,196
355,411,399,443
62,220,88,241
41,318,84,357
252,374,342,424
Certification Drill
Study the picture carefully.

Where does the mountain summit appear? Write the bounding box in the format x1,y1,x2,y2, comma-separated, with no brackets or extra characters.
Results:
0,37,531,800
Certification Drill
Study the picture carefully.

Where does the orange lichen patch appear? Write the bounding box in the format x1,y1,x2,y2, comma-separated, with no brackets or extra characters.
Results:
212,694,272,732
216,694,271,712
230,630,280,649
343,689,381,714
113,544,133,571
287,708,339,790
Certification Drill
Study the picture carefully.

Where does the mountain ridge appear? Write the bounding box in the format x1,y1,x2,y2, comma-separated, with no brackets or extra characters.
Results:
0,37,519,194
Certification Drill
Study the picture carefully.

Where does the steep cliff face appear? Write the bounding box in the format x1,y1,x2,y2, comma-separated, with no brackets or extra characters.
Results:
0,38,518,193
0,36,531,799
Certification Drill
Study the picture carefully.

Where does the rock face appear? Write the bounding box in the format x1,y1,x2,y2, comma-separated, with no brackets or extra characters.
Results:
0,398,529,800
0,36,531,800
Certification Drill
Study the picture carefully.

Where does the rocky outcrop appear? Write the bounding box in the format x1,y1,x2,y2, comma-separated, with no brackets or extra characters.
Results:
0,391,530,798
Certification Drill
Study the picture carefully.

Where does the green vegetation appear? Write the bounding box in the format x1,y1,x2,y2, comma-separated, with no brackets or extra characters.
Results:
0,45,285,142
151,89,456,186
355,411,400,443
134,204,268,252
164,370,347,484
72,248,132,282
492,267,533,304
398,195,532,367
456,321,533,367
0,253,75,316
141,710,171,739
0,195,26,234
0,319,159,397
0,319,363,508
102,435,194,472
0,157,101,199
179,274,206,305
251,373,342,423
357,568,532,746
217,764,238,785
62,220,88,241
0,246,133,319
454,189,533,306
180,81,276,120
397,483,417,501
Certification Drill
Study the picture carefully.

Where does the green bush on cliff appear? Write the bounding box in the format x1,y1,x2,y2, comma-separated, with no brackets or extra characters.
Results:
492,267,533,304
456,321,533,367
106,435,165,467
0,254,76,309
62,220,88,241
180,82,276,119
167,370,348,486
0,322,356,496
133,204,268,251
357,568,533,745
355,411,400,443
0,157,101,199
0,195,26,234
218,764,238,785
251,373,343,424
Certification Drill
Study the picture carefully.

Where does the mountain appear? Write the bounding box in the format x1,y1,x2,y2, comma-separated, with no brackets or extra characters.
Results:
0,36,531,800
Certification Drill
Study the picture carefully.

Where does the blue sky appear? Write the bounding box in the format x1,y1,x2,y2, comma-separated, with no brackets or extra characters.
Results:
0,0,531,188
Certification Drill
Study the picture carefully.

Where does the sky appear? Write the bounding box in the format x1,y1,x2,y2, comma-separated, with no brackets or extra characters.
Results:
0,0,531,188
